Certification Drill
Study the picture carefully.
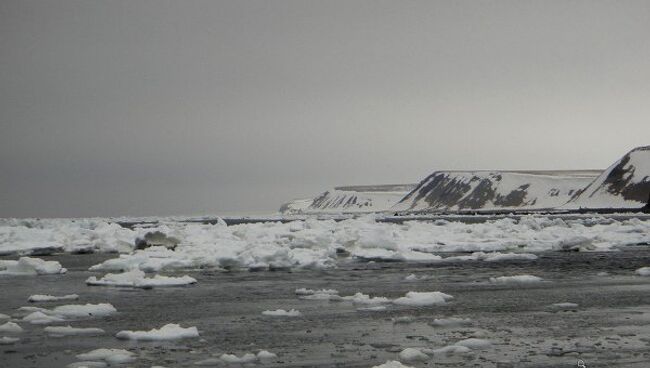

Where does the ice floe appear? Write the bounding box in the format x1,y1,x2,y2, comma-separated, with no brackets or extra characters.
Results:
398,347,429,362
76,348,136,364
489,275,544,284
67,362,108,368
371,361,414,368
0,257,66,275
219,353,257,364
0,321,23,333
86,269,196,288
3,215,648,273
549,302,579,311
21,303,117,324
28,294,79,302
261,309,302,317
116,323,199,340
635,267,650,276
342,292,390,305
393,291,453,306
44,325,105,336
454,338,492,350
0,336,20,345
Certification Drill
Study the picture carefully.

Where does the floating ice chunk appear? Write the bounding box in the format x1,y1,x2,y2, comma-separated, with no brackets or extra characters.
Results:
220,353,257,364
342,292,390,305
261,309,302,317
295,288,338,296
482,253,538,262
398,348,429,362
28,294,79,302
116,323,199,340
44,325,105,336
0,321,23,333
430,317,472,327
67,362,107,368
0,313,9,320
256,350,277,360
194,358,222,366
393,316,415,324
52,304,117,318
23,311,65,324
393,291,453,307
549,302,579,311
455,338,492,350
489,275,543,284
86,270,197,288
0,257,66,275
357,305,387,311
431,345,471,356
635,267,650,276
0,336,20,345
404,274,431,281
372,361,415,368
76,349,136,364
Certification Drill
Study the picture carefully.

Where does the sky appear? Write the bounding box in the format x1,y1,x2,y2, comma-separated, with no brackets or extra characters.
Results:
1,0,650,218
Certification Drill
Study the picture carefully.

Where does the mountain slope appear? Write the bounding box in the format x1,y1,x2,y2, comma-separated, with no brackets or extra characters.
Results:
392,171,600,212
566,146,650,209
280,184,416,214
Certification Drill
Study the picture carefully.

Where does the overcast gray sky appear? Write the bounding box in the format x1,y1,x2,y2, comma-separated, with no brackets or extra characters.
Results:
1,0,650,218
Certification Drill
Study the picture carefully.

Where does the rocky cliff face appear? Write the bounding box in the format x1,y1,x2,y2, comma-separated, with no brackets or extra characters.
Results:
566,146,650,209
392,171,600,212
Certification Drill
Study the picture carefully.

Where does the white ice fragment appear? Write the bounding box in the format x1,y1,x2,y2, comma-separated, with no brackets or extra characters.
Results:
549,302,579,310
44,325,105,336
86,269,196,288
116,324,199,340
0,321,23,333
393,291,453,307
52,303,117,318
342,292,390,305
0,257,66,275
431,345,472,356
76,349,135,364
404,274,432,281
219,353,257,364
372,361,415,368
482,253,538,262
0,336,20,345
256,350,277,360
28,294,79,302
398,348,429,362
489,275,544,284
261,309,302,317
0,313,9,320
357,305,387,311
67,362,108,368
23,311,65,324
635,267,650,276
455,338,492,350
295,288,338,295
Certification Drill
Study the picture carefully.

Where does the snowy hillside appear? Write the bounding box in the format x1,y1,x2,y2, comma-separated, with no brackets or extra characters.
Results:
566,146,650,209
393,171,600,212
283,184,416,214
278,198,313,215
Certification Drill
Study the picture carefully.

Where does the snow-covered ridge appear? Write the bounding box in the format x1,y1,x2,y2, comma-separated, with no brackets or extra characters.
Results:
393,170,600,212
282,184,416,214
566,146,650,209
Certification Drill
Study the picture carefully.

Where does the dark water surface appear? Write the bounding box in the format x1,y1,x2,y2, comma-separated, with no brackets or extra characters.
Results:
2,250,650,368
